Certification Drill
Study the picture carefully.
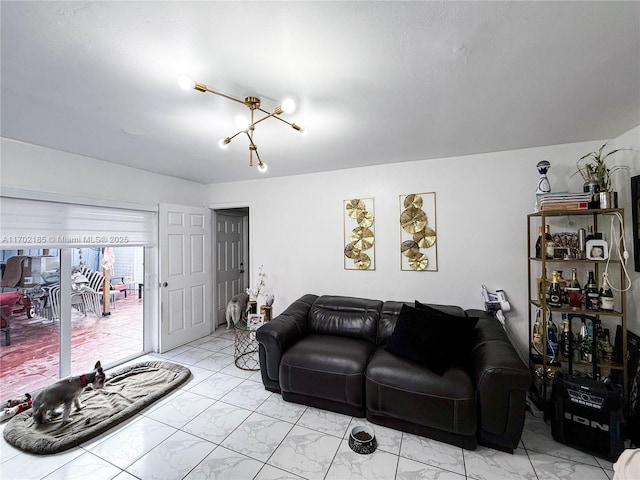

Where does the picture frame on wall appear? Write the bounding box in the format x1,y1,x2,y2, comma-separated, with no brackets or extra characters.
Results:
343,197,376,270
399,192,438,271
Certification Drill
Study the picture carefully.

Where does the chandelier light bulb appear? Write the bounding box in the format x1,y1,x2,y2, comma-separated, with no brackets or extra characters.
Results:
235,115,250,131
281,98,296,114
218,138,230,149
178,75,195,91
258,161,268,173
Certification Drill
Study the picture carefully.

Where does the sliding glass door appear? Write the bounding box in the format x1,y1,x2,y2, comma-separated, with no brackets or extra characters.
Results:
0,245,146,398
0,194,157,398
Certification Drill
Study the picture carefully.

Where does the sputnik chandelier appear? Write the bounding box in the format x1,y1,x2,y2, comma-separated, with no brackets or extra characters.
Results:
178,75,306,172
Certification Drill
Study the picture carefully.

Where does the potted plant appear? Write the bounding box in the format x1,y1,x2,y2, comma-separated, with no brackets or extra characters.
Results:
578,142,630,201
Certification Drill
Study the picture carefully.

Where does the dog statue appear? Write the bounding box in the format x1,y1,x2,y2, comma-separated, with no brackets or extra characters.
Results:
32,361,105,424
225,292,249,329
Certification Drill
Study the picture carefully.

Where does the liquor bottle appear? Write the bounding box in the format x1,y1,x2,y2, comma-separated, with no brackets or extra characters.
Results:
585,271,599,310
578,317,591,362
547,315,559,358
559,314,572,357
569,268,581,290
557,271,567,304
548,271,563,308
532,310,543,352
544,225,555,258
566,268,582,308
594,318,605,360
535,226,543,259
599,274,614,310
601,328,614,362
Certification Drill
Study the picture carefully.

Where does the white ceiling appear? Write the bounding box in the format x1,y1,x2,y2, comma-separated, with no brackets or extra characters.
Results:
1,1,639,185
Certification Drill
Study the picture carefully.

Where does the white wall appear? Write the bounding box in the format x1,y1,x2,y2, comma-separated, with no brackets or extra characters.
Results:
604,126,640,331
206,129,640,358
0,138,207,207
2,129,637,358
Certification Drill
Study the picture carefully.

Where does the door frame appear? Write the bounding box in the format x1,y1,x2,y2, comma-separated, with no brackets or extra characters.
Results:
210,202,252,332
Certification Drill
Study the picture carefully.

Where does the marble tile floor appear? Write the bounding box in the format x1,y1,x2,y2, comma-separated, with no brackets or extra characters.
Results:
0,327,619,480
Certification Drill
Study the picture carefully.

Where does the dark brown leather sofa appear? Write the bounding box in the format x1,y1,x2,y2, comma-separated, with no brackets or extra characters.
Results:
256,294,529,453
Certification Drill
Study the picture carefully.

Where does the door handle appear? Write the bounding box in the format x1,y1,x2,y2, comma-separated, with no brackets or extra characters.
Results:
239,262,245,274
162,282,168,287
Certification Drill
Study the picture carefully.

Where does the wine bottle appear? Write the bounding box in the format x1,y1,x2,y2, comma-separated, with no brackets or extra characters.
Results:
569,268,581,290
594,318,605,361
557,271,567,304
585,271,599,311
560,314,571,357
599,274,614,310
544,225,554,258
535,226,543,259
601,328,614,362
547,314,559,358
578,317,590,362
548,270,563,308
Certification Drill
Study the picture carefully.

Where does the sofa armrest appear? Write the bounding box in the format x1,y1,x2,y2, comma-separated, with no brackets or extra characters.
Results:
466,309,530,452
256,294,318,390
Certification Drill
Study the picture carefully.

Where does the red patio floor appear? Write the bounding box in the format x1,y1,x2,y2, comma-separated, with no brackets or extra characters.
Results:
0,293,143,401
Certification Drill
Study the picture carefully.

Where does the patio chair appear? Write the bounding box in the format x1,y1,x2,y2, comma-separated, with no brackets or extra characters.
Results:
47,285,86,321
80,267,121,305
81,287,103,316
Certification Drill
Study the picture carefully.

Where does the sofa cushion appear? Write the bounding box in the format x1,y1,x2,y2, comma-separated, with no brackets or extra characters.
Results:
308,295,382,344
385,304,478,375
280,334,377,408
366,347,477,436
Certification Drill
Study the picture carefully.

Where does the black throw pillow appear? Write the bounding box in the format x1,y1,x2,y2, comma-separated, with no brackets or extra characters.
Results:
414,300,453,315
415,300,479,366
385,303,478,375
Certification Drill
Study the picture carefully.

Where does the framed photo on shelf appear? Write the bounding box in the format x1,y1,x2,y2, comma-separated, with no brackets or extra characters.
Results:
553,247,571,259
247,314,264,330
586,239,608,260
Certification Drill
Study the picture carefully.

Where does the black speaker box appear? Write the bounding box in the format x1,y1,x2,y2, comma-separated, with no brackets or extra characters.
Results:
550,372,626,461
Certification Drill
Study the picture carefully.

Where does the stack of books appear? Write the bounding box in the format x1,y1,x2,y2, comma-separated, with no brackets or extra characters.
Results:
537,192,593,211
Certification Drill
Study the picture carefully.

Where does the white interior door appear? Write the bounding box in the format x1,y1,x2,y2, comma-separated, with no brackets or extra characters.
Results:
215,211,245,327
159,204,212,352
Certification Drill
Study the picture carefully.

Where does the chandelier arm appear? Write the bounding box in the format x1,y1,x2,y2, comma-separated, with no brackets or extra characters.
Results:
199,84,246,106
224,130,245,142
253,146,263,165
256,106,276,117
251,111,279,127
244,131,259,151
245,131,253,167
255,106,296,128
269,115,296,127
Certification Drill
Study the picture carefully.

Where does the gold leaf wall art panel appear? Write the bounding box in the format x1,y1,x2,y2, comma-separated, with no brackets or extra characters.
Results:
343,197,375,270
400,192,437,271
